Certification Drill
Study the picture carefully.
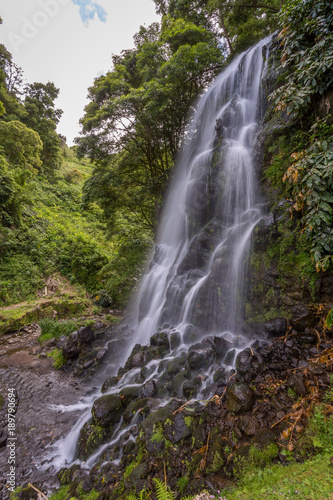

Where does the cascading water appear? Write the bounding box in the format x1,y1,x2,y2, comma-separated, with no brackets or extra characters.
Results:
41,36,272,471
129,36,270,349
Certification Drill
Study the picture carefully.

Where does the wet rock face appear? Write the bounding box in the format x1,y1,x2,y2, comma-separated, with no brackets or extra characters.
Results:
164,413,193,443
226,383,254,414
92,394,124,427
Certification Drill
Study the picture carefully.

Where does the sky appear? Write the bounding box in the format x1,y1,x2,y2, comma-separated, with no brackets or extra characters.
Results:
0,0,159,144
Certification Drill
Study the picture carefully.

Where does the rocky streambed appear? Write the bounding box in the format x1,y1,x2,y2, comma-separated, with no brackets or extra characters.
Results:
2,311,332,500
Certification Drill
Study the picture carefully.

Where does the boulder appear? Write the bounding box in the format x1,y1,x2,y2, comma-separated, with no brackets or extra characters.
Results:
290,305,315,331
264,317,287,337
236,348,253,375
187,348,214,370
164,413,192,443
226,383,254,414
92,394,123,427
77,325,95,344
62,331,80,359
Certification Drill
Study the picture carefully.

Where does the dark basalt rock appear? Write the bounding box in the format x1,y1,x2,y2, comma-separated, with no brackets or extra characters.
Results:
62,331,80,359
164,413,193,443
101,376,120,393
264,317,287,337
77,325,95,344
288,372,308,397
226,383,254,414
92,394,123,427
290,305,316,331
141,379,156,398
236,348,253,375
187,348,215,370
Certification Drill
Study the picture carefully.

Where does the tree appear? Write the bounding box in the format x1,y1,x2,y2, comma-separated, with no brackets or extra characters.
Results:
0,121,42,226
0,120,42,172
77,19,224,232
152,0,282,54
23,81,63,173
0,44,25,121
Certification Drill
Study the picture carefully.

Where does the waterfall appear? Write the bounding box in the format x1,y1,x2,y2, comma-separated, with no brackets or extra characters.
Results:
128,36,270,349
40,36,272,471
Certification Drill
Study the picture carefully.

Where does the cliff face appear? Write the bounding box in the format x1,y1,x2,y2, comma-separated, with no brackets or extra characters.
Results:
245,36,333,333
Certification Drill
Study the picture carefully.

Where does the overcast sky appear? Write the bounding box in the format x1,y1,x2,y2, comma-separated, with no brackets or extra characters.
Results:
0,0,159,144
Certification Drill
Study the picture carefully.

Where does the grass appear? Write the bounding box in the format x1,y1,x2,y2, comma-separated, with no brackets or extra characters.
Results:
38,317,79,343
219,453,333,499
47,348,66,369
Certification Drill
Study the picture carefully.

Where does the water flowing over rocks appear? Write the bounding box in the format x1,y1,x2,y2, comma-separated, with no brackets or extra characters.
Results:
2,33,333,500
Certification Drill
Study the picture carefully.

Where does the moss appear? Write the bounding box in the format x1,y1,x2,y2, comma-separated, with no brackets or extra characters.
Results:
184,416,193,427
0,394,4,411
151,424,165,443
0,297,91,335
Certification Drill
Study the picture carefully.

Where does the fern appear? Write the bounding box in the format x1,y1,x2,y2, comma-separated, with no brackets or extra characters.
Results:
153,478,174,500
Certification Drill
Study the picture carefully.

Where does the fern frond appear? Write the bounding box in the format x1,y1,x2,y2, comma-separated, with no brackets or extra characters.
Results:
153,478,175,500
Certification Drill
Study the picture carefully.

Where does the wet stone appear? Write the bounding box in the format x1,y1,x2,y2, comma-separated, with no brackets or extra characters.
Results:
141,379,156,398
164,413,192,443
187,348,214,370
236,348,253,375
77,326,95,344
62,331,80,360
120,386,141,406
226,383,254,414
170,331,181,349
290,305,316,331
288,372,308,397
101,376,120,393
264,317,287,337
92,394,123,427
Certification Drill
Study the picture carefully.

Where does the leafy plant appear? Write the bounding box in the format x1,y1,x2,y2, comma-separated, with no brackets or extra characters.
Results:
47,348,66,369
38,318,78,343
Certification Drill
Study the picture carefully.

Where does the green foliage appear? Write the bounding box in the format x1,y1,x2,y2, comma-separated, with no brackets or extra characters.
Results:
282,119,333,271
271,0,333,120
325,308,333,329
153,478,174,500
268,0,333,272
48,485,99,500
0,120,42,171
177,476,189,493
78,18,224,233
38,318,78,343
47,348,66,369
23,81,63,173
0,253,44,304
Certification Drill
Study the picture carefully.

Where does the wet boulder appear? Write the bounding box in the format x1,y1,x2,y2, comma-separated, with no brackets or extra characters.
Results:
226,383,254,414
141,379,156,398
236,348,253,375
187,348,215,370
125,350,147,370
183,376,202,399
290,305,315,331
101,376,120,393
288,372,308,397
264,317,287,337
150,331,170,356
164,413,193,443
92,394,123,427
77,325,95,344
119,386,141,406
62,331,80,359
